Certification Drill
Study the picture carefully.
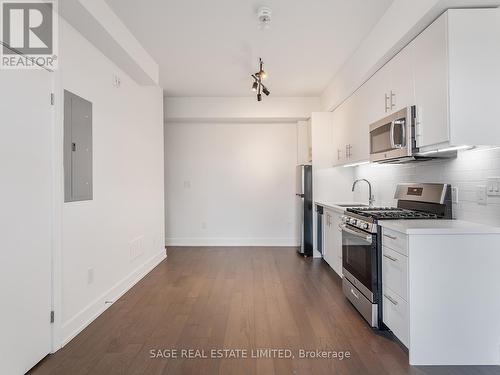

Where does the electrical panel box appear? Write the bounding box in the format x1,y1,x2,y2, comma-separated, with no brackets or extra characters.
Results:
64,90,93,202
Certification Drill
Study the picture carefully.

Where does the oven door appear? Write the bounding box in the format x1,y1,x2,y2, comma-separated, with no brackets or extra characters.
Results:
369,107,413,163
341,224,378,302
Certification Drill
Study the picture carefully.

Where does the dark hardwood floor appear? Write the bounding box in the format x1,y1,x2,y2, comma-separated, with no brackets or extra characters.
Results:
30,247,499,375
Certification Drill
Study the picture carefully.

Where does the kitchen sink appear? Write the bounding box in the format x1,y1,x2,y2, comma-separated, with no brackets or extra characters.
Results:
335,204,368,207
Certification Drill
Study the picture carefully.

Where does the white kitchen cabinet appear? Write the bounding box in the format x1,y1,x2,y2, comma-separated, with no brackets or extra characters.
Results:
347,88,370,164
381,228,409,348
382,287,409,348
329,9,500,168
322,210,333,266
323,208,343,277
362,62,390,127
332,88,369,167
413,9,500,150
412,13,449,148
332,102,347,167
387,45,415,114
380,220,500,365
382,246,408,301
362,45,415,126
311,112,335,169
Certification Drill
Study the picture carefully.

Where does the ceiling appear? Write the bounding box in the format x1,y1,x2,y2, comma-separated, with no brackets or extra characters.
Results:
105,0,394,97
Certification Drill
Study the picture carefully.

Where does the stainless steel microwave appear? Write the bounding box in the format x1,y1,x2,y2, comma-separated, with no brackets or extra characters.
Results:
369,106,418,163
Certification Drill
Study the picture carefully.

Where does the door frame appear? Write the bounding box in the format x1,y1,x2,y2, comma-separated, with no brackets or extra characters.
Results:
50,67,63,352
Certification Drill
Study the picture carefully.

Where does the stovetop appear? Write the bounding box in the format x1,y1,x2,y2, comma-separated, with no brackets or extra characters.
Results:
346,207,439,220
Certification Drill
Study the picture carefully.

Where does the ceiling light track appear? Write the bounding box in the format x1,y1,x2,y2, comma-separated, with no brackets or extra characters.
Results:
251,58,270,102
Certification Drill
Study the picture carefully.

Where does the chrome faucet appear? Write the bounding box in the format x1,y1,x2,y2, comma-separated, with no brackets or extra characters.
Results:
352,179,375,207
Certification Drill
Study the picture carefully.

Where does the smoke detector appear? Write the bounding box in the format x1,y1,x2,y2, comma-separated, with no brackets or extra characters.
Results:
257,6,272,29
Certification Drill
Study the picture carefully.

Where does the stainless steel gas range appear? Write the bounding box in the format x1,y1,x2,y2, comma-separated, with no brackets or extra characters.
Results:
341,183,452,328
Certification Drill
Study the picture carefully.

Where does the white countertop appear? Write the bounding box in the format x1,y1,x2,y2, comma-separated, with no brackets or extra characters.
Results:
379,219,500,235
314,201,368,213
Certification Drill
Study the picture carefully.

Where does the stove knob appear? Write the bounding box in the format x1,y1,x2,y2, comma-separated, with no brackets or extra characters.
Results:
346,217,351,223
351,219,357,225
362,223,369,230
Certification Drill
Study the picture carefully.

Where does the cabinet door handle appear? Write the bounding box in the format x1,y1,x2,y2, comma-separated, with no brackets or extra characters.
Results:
384,294,398,306
385,93,390,113
384,234,397,240
383,254,398,262
390,90,396,110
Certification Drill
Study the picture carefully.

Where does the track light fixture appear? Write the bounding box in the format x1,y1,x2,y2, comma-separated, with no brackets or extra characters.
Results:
251,58,270,102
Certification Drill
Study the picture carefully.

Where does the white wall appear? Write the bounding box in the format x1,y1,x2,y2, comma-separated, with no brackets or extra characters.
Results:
352,148,500,225
56,19,165,346
164,121,299,246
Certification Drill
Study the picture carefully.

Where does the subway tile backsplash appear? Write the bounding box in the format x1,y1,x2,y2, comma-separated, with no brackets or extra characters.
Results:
353,147,500,226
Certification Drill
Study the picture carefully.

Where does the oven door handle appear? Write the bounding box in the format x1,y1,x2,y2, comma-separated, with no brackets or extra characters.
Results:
340,224,372,244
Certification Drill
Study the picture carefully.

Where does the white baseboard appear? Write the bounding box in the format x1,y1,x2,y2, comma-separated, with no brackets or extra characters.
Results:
59,250,166,347
166,237,299,247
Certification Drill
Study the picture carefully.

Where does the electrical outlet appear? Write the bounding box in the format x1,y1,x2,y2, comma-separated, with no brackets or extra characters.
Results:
201,221,207,230
451,187,459,204
112,74,121,88
183,180,191,189
487,178,500,196
87,268,94,285
477,185,487,205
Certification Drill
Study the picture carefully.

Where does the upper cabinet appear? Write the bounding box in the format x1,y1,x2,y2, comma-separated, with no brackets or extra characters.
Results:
332,89,369,167
413,9,500,150
365,46,415,125
412,14,449,148
387,46,415,115
328,8,500,168
311,112,335,169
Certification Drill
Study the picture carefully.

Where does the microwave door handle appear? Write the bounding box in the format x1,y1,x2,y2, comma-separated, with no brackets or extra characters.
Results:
390,120,396,148
400,120,406,147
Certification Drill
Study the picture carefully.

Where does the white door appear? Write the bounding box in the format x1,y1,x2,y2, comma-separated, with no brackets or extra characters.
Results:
0,68,53,374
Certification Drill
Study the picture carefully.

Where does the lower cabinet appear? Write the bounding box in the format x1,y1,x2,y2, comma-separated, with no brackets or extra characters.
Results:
323,208,343,277
382,287,409,347
382,229,409,347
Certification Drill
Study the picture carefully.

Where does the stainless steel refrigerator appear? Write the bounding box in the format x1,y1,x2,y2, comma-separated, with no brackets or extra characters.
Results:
296,165,313,256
